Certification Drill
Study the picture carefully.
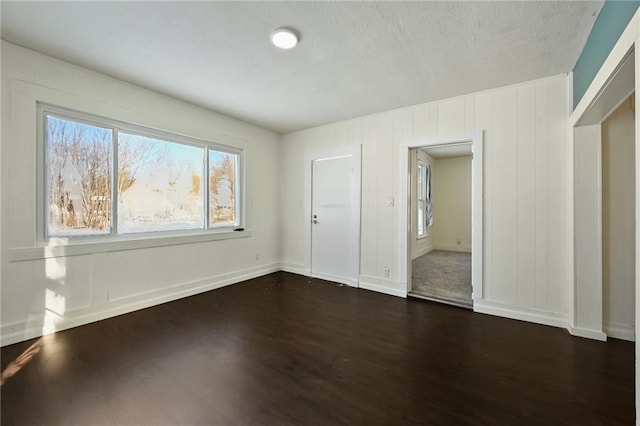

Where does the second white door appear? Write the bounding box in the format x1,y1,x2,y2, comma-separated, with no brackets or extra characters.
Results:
311,154,359,286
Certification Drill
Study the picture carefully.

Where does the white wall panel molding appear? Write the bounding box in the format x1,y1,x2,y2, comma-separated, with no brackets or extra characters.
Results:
1,263,280,346
8,230,254,262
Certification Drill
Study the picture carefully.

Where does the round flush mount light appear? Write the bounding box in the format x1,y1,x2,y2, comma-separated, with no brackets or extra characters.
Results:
271,28,299,49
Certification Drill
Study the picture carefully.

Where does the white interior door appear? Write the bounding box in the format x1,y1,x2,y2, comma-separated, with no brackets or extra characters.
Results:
311,155,358,286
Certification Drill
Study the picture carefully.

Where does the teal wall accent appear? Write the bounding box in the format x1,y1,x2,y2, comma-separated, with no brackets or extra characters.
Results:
573,1,639,108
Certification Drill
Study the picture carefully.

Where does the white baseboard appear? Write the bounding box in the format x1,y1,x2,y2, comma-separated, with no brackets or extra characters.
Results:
359,275,407,298
603,321,635,341
434,245,471,253
1,263,280,347
568,325,608,342
473,300,569,329
279,262,310,276
279,264,356,287
411,245,433,260
6,261,615,347
310,272,357,287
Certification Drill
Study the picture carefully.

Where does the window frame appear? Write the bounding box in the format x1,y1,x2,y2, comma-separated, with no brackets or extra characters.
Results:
37,103,244,244
417,160,428,238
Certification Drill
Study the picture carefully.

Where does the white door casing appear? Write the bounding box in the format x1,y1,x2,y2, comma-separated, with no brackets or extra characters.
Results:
399,132,483,300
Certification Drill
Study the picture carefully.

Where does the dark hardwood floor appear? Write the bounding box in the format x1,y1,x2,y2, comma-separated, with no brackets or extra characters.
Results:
1,272,634,425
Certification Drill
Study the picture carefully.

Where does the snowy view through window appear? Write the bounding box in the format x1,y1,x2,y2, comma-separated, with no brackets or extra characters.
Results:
45,114,238,237
117,132,204,233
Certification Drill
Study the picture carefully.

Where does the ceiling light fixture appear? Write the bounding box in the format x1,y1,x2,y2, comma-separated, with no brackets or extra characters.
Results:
271,28,299,49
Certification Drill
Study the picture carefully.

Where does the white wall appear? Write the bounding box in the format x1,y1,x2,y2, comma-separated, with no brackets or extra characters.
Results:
281,74,571,325
431,156,472,252
410,150,433,259
1,42,281,345
602,97,636,341
1,45,574,343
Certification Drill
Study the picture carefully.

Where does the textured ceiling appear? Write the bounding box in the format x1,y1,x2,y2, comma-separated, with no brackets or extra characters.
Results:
1,1,603,134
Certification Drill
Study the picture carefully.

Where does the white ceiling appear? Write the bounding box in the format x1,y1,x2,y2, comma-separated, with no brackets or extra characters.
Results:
1,1,603,134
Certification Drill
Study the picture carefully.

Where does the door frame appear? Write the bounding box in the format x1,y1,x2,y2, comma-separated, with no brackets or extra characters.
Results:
570,12,638,340
567,8,639,418
399,131,484,300
304,145,362,287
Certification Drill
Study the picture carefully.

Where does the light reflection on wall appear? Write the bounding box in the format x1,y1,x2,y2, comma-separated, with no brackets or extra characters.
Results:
43,238,68,335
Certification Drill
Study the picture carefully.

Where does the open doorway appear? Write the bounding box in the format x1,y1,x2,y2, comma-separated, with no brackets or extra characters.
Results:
400,131,483,309
602,94,635,341
409,144,473,308
567,11,639,417
572,47,636,342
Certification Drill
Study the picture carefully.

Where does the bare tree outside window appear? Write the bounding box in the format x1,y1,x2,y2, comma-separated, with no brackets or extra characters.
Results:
44,111,241,238
46,117,112,236
209,152,237,226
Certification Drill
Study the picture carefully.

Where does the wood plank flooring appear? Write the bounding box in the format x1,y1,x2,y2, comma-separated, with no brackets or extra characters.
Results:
1,272,634,425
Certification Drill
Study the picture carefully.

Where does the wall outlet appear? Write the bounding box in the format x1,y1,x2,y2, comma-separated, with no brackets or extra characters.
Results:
387,196,394,207
383,266,390,277
456,236,462,244
255,253,260,261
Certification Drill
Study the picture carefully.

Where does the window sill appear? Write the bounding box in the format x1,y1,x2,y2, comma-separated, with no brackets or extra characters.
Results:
417,234,429,240
8,229,252,262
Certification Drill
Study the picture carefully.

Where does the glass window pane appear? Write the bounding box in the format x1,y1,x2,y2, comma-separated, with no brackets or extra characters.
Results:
417,162,425,236
46,116,112,237
417,164,424,200
209,150,237,227
118,133,204,234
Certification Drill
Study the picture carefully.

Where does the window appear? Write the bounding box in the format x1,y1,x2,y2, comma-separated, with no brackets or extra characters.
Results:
43,107,242,239
417,160,432,237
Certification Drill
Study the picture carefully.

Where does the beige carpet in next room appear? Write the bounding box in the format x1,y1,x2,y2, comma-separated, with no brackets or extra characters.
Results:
411,250,472,307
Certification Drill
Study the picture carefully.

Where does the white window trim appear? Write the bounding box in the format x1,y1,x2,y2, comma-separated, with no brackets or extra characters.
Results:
417,160,428,238
35,103,246,250
8,228,253,262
